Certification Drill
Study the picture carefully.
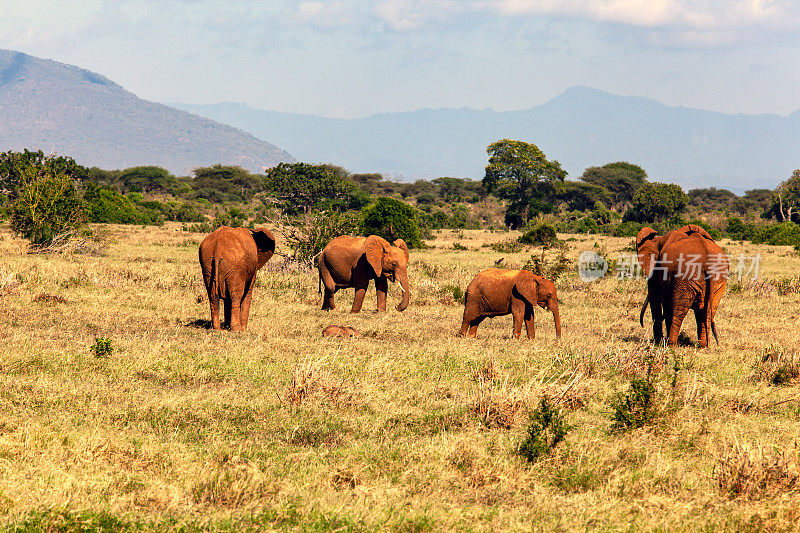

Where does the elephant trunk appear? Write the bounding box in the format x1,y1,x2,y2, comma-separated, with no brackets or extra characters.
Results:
396,268,410,312
550,296,561,339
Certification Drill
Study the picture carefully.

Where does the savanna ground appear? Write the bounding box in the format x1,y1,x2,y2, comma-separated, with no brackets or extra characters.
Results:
1,223,800,531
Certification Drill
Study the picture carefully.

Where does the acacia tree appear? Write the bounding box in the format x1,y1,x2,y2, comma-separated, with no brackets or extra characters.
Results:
580,161,647,210
624,182,688,222
482,139,566,228
265,162,367,215
772,169,800,222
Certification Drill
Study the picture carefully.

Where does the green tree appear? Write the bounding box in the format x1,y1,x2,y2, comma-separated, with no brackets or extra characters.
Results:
432,177,482,203
117,166,181,194
191,165,262,203
624,182,688,222
482,139,566,229
361,197,423,248
581,161,647,209
554,181,612,211
1,149,89,194
687,187,737,212
10,166,84,246
770,170,800,223
731,189,773,216
265,162,368,215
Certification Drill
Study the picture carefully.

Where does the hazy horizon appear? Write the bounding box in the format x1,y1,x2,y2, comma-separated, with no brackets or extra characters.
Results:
3,1,800,119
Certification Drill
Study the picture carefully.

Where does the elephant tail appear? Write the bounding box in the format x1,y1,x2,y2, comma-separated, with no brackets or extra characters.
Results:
703,274,717,345
211,256,225,298
639,294,649,327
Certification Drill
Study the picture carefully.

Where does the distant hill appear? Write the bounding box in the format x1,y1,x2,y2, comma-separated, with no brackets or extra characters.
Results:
172,87,800,192
0,49,294,175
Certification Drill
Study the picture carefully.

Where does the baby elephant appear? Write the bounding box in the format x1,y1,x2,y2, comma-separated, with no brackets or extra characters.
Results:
322,325,363,338
460,268,561,340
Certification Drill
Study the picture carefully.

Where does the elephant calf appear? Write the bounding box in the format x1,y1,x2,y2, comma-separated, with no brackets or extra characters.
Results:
460,268,561,340
198,226,275,331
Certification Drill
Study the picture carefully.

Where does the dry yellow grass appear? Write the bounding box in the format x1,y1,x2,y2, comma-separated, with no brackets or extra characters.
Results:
1,223,800,530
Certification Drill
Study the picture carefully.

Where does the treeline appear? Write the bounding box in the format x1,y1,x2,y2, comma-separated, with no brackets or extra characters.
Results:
1,144,799,250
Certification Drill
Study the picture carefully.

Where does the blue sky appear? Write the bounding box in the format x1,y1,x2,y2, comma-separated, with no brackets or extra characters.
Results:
2,0,800,118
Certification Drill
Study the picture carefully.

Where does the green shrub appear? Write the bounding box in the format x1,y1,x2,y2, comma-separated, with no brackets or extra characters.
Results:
490,239,523,253
519,222,559,247
724,217,756,240
610,377,657,432
518,398,570,464
610,221,644,237
90,337,113,357
523,250,572,281
752,222,800,247
10,166,84,246
361,197,423,248
84,183,157,225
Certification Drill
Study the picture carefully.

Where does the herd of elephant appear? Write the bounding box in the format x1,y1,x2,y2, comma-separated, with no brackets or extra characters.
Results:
198,224,728,348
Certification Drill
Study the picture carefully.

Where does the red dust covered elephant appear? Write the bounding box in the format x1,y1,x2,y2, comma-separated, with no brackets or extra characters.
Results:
636,224,728,347
459,268,561,340
199,226,276,331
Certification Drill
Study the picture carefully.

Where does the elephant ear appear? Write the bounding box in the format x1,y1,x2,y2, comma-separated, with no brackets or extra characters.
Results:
393,239,410,263
514,270,539,306
251,228,276,261
682,224,714,241
635,227,658,250
364,235,387,277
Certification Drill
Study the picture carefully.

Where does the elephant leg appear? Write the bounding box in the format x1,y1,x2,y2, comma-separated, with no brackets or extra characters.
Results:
667,304,689,347
511,297,525,339
319,268,337,311
695,307,708,348
375,277,388,312
650,297,663,343
524,305,535,340
351,278,369,313
468,317,485,338
223,296,232,330
206,287,221,330
460,304,483,337
229,293,243,331
240,287,254,331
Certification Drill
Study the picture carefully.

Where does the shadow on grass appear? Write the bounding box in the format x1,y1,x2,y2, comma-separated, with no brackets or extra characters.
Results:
185,319,212,329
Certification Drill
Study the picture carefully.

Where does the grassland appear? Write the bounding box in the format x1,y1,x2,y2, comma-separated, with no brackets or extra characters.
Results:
1,223,800,531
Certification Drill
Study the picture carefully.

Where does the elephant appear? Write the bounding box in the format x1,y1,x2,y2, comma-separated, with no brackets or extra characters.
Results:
318,235,410,313
636,224,728,347
459,268,561,340
198,226,276,331
322,325,362,338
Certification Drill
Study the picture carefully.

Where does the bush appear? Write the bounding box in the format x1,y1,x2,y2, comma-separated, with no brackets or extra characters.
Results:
610,377,657,432
518,398,570,464
519,223,559,247
361,197,423,248
523,251,572,281
752,222,800,247
84,183,158,225
90,337,113,357
10,166,84,246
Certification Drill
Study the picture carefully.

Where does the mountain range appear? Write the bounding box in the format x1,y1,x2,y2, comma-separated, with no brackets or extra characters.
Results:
0,49,294,175
173,87,800,192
